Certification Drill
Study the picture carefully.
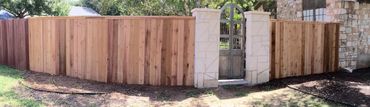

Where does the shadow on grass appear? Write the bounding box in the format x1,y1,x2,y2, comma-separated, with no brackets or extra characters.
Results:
0,65,22,79
0,65,42,107
0,91,42,107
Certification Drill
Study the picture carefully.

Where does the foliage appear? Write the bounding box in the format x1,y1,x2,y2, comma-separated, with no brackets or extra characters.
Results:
1,0,52,18
201,0,256,11
50,0,72,16
80,0,121,15
80,0,196,16
0,0,71,18
80,0,277,16
0,65,43,107
254,0,277,18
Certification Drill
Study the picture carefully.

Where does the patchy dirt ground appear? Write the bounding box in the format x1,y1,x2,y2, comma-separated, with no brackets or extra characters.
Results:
285,68,370,107
10,68,370,107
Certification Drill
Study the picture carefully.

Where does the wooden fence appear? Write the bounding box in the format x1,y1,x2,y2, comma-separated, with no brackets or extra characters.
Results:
0,19,29,70
0,17,340,86
28,16,195,86
270,20,340,79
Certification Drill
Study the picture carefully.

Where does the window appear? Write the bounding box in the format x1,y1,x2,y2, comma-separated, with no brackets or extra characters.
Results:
302,0,326,21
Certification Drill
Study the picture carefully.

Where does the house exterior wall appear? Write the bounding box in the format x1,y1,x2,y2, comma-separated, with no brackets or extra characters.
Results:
339,2,370,69
277,0,302,20
277,0,370,70
277,0,341,21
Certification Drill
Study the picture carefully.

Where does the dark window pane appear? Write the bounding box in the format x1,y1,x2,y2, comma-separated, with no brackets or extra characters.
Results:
232,37,242,49
220,38,230,50
221,23,230,35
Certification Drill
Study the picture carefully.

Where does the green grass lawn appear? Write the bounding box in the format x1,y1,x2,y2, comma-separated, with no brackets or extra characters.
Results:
0,65,42,107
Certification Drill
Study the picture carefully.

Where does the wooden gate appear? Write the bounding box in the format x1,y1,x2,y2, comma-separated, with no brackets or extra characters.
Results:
219,4,246,79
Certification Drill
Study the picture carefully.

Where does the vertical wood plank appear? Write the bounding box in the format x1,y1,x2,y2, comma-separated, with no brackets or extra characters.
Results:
117,19,130,84
144,19,151,85
0,21,6,65
162,19,173,86
66,19,73,77
185,19,195,86
29,19,44,73
44,19,59,75
138,19,146,85
6,20,15,67
274,21,281,79
170,20,178,86
177,20,185,86
76,19,87,79
58,19,66,75
108,19,119,83
304,23,313,75
148,19,160,85
314,23,325,74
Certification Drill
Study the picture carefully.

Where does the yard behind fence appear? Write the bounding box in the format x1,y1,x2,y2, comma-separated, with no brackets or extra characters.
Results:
270,20,340,79
28,17,195,86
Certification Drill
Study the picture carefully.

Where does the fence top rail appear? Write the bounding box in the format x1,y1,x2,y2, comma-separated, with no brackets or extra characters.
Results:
0,19,27,21
270,19,340,24
28,16,195,20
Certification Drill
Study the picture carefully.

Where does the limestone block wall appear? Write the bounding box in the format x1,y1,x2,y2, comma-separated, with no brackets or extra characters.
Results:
192,8,221,88
245,11,271,85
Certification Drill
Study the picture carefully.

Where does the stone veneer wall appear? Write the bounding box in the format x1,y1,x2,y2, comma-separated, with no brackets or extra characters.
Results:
277,0,341,21
277,0,303,20
277,0,370,69
336,1,370,69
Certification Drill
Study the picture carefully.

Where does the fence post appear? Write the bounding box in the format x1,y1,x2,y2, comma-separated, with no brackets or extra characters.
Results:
244,11,271,85
192,8,221,88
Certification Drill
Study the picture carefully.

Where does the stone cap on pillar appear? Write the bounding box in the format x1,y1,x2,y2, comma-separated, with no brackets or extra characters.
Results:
244,11,271,16
244,11,271,22
191,8,221,13
192,8,221,21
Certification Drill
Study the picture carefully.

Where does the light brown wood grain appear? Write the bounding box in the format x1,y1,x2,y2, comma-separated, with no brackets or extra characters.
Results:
270,20,339,79
25,17,195,86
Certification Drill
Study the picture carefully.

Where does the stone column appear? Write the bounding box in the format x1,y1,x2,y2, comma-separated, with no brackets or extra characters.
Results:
192,8,221,88
244,11,271,85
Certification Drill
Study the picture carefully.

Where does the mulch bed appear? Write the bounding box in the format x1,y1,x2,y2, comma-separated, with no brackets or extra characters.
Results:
263,68,370,107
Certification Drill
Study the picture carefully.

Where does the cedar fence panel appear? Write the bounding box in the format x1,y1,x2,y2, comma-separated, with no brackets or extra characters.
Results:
108,18,195,86
0,19,29,70
65,18,109,82
28,17,195,86
28,19,63,75
270,20,340,79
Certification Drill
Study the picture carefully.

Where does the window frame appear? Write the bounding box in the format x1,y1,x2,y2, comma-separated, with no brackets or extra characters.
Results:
302,0,326,21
